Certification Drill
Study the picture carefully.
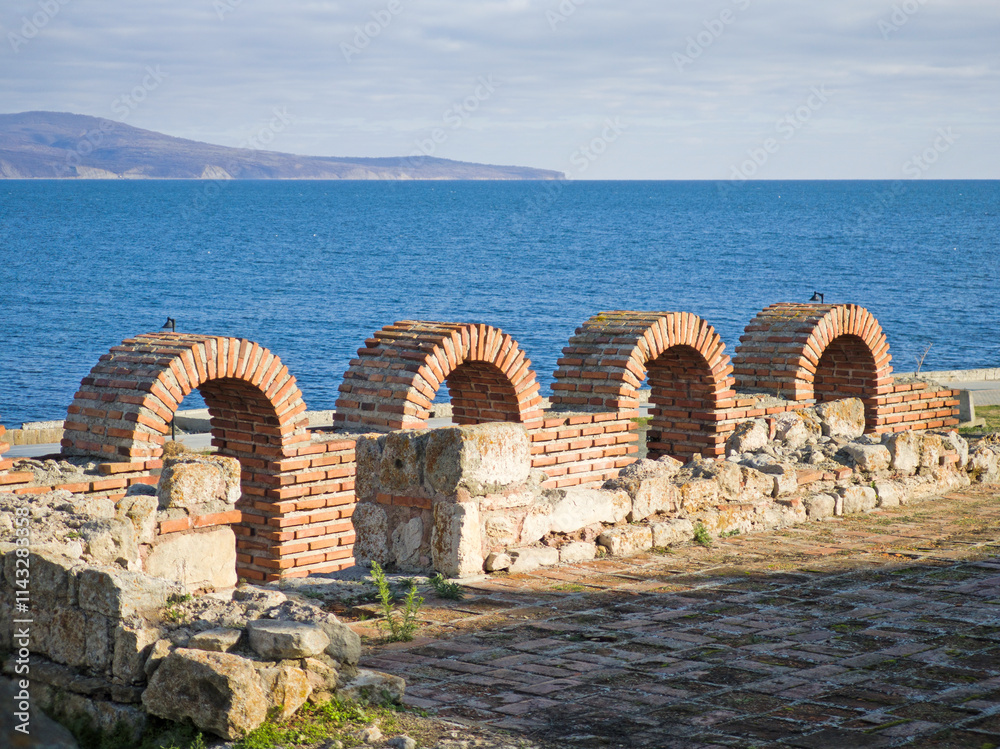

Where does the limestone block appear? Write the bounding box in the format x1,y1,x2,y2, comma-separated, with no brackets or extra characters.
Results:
113,623,161,684
485,551,512,571
431,501,483,578
607,457,682,496
884,431,921,475
483,515,519,550
629,477,679,522
118,493,158,545
77,566,178,618
726,419,769,456
816,398,865,439
144,639,173,679
920,434,944,471
844,443,891,473
318,619,362,666
559,541,597,564
142,649,268,739
339,669,406,704
650,519,694,547
943,431,969,468
303,656,339,696
81,518,140,569
379,430,425,495
351,502,390,566
145,527,237,591
678,479,720,513
157,455,241,509
424,423,531,496
969,446,1000,484
353,435,384,501
774,411,820,448
803,493,836,519
692,459,743,498
840,486,878,514
548,488,630,533
507,546,559,573
188,627,243,653
256,664,312,720
873,481,902,508
597,526,653,557
391,516,424,569
247,620,330,659
759,463,798,497
33,604,91,669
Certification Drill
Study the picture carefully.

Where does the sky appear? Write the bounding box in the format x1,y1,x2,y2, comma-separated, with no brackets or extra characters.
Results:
1,0,998,179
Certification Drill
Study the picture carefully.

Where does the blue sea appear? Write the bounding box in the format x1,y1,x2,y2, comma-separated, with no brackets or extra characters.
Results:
0,180,998,428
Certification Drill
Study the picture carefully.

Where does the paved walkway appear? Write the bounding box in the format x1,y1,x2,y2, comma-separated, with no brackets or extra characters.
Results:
356,485,1000,748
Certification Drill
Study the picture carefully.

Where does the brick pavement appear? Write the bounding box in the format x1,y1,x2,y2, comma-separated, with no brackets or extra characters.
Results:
357,485,1000,748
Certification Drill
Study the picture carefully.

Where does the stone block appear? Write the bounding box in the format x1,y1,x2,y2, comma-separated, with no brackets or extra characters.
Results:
81,517,140,569
142,648,268,739
485,551,512,571
77,566,178,619
113,623,161,684
816,398,865,439
145,527,237,591
351,502,389,566
431,501,483,578
943,431,969,468
318,619,362,666
803,493,837,519
920,434,944,471
559,541,597,564
118,492,159,545
840,486,878,514
969,446,1000,484
484,515,519,550
873,481,902,508
353,435,384,501
597,526,653,557
507,546,559,573
157,455,241,509
424,423,531,496
758,463,798,497
339,669,406,705
391,516,424,569
884,430,921,475
650,519,694,547
678,479,720,512
526,488,632,539
247,620,330,659
844,443,891,473
188,627,243,653
379,430,425,495
629,477,679,521
726,419,768,456
256,664,312,720
774,411,821,448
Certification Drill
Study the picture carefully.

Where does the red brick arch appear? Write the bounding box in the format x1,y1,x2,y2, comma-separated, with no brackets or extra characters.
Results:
334,321,543,431
551,311,737,459
733,303,894,428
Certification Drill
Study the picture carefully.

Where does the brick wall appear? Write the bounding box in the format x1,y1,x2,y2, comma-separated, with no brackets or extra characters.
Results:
527,411,639,488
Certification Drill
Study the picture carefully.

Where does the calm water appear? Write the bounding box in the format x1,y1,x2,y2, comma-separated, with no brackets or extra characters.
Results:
0,180,997,427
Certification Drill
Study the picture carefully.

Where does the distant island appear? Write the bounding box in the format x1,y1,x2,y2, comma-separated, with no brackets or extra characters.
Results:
0,111,564,180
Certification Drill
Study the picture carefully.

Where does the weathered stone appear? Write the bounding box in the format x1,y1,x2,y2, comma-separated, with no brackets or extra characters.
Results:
759,463,798,497
247,620,330,659
774,411,820,448
678,478,720,512
339,669,405,704
969,446,1000,484
507,546,559,573
353,435,384,501
873,481,902,508
691,459,743,498
351,503,389,566
81,518,140,569
32,604,91,669
78,566,178,618
145,527,237,591
803,493,836,519
424,423,531,496
485,551,512,571
378,430,425,495
142,648,268,739
117,492,158,545
391,516,423,569
0,675,80,748
431,501,483,578
883,431,921,474
597,526,653,557
943,431,969,468
483,515,519,550
157,455,241,509
726,419,769,456
920,434,944,471
232,585,287,608
816,398,865,439
188,627,243,653
650,519,694,547
525,488,632,539
844,443,891,473
113,623,160,684
840,486,878,514
256,664,312,720
559,541,597,564
303,656,339,696
319,618,362,666
629,477,679,522
388,737,418,749
144,639,173,678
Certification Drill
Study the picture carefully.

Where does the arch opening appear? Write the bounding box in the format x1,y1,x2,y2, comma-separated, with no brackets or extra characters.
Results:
646,344,723,460
813,333,881,426
445,360,523,425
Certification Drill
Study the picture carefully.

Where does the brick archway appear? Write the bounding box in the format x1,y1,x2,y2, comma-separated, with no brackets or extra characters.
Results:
335,321,543,431
61,333,356,580
551,311,736,459
733,303,894,428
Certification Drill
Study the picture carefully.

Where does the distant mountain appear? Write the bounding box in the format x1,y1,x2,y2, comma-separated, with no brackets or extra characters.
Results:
0,111,563,180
